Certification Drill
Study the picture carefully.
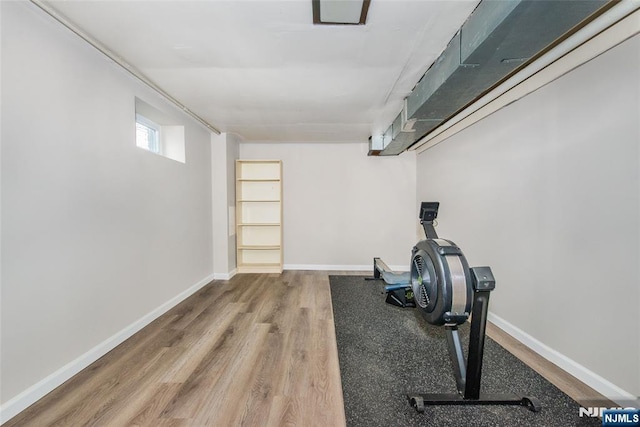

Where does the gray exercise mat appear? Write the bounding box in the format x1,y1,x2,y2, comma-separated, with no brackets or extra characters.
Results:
329,275,602,427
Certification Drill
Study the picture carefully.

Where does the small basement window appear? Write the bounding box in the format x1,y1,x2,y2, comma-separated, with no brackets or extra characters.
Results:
136,114,161,154
134,97,186,163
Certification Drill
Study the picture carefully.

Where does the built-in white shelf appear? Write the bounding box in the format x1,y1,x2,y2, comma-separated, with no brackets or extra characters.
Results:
236,160,283,274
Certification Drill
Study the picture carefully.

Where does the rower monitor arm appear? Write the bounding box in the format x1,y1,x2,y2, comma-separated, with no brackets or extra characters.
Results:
420,202,440,239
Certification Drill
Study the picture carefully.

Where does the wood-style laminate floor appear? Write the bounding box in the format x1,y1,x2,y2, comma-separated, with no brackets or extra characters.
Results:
5,270,610,426
6,271,346,427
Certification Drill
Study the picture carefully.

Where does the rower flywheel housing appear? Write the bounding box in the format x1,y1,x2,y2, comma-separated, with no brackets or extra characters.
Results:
410,239,473,326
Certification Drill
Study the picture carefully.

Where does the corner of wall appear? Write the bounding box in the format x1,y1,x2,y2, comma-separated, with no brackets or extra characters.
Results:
211,132,242,277
227,134,240,272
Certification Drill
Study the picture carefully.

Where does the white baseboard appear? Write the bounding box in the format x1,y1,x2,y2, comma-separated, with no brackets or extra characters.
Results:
213,268,237,281
488,312,639,407
0,273,216,424
284,264,409,272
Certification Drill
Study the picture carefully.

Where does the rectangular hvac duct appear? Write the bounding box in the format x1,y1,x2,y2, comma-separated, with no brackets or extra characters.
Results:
373,0,609,156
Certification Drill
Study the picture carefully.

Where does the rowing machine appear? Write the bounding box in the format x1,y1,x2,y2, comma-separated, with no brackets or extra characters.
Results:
407,202,541,414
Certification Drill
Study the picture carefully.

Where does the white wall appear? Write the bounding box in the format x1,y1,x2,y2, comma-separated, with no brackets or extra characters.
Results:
239,141,416,269
1,1,213,414
226,134,241,270
211,132,239,277
416,34,640,402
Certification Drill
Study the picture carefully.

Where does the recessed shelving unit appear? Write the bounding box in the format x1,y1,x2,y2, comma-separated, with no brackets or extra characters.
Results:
236,160,283,274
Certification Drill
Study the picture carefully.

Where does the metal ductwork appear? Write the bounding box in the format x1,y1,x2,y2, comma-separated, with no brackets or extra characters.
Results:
369,0,610,156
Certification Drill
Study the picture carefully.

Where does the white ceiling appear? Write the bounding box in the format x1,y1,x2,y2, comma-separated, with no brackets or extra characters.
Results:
45,0,480,142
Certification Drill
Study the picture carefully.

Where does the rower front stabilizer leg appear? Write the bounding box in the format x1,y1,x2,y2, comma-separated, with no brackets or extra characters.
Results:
407,393,541,413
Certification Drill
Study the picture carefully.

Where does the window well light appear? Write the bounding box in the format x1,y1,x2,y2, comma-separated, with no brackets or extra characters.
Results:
313,0,370,25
